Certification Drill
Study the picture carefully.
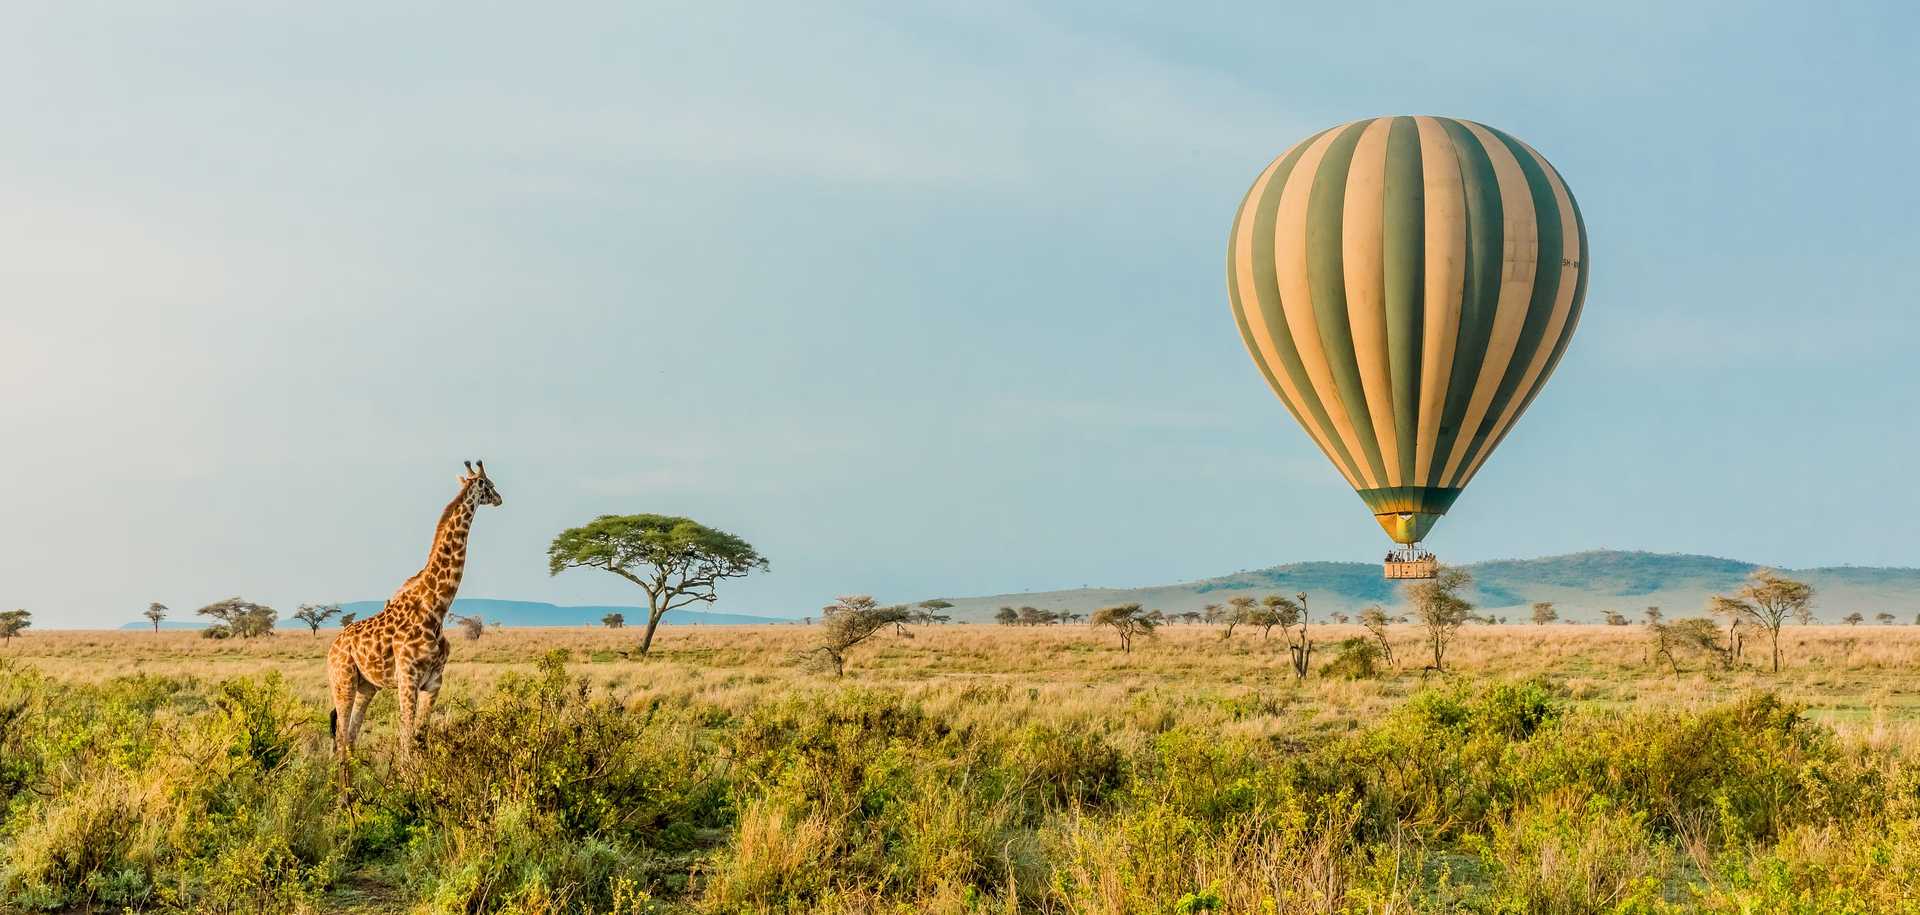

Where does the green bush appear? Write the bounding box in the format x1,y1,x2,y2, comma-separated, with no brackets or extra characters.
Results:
5,661,1920,913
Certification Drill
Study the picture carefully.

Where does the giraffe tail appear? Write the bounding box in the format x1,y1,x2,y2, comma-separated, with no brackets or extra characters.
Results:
329,708,338,739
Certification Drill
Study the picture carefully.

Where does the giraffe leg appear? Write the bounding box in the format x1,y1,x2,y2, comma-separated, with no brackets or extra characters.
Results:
328,657,357,780
393,655,420,758
344,680,376,749
415,688,437,732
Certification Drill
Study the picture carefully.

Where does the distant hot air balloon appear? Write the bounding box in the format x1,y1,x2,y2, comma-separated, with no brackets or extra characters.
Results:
1227,117,1588,578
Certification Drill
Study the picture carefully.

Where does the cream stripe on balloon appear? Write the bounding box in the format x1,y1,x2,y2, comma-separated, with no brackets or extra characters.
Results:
1456,142,1583,486
1230,142,1363,488
1411,116,1465,486
1437,121,1540,485
1341,118,1402,486
1273,124,1381,489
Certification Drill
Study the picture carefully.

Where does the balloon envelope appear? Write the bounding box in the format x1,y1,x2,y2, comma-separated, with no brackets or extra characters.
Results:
1227,117,1588,544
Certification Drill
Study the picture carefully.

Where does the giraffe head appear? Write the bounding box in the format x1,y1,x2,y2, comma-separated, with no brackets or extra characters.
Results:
461,460,504,507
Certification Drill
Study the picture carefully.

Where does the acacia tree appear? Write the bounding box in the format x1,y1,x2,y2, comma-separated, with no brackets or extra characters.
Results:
0,610,30,646
1876,612,1896,625
1644,606,1664,626
1251,590,1297,640
1017,606,1053,627
143,602,169,633
801,597,910,676
1090,602,1158,654
1649,617,1737,674
1359,605,1396,668
913,599,954,624
339,612,357,627
548,514,767,657
1530,602,1557,625
1406,567,1474,670
994,606,1019,626
1708,568,1814,673
292,603,342,634
1215,596,1258,638
196,598,276,639
602,613,625,629
1603,611,1630,627
1843,612,1864,626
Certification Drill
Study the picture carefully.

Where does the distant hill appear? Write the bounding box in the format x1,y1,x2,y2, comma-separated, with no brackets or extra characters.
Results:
924,550,1920,624
120,598,797,630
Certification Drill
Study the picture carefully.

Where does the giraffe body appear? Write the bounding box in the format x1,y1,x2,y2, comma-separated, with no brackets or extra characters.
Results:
329,462,501,768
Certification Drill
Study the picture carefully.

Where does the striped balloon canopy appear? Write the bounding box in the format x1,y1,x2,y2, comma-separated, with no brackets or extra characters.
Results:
1227,116,1588,545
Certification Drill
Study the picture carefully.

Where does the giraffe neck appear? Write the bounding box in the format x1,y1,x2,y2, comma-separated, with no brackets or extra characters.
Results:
413,485,478,626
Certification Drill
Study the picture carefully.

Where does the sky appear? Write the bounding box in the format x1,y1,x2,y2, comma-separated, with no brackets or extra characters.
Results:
4,2,1917,627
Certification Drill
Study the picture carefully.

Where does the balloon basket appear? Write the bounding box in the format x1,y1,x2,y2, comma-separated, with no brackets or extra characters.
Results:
1383,546,1438,580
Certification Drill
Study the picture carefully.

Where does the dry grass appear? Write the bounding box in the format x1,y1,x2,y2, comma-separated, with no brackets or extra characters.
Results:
15,622,1920,737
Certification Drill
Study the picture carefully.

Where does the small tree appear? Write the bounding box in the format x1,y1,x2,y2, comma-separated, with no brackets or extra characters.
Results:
1708,568,1814,673
1090,602,1158,654
994,606,1019,626
602,612,626,629
455,615,488,641
1216,596,1258,639
1248,594,1291,641
1359,605,1396,668
292,603,342,634
800,597,909,676
1652,617,1738,672
1530,602,1557,625
1644,606,1664,626
913,599,954,624
1876,612,1896,625
1018,606,1052,627
1603,610,1629,627
548,514,768,657
339,612,358,627
143,602,169,633
1283,592,1313,679
1842,612,1864,626
1332,612,1350,625
196,598,276,639
1406,567,1474,670
0,610,30,646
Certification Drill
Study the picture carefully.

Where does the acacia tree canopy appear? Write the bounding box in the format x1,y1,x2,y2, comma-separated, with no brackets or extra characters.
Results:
548,514,767,656
0,609,30,645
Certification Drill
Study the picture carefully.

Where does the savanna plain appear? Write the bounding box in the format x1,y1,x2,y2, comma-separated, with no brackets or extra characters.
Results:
5,622,1920,914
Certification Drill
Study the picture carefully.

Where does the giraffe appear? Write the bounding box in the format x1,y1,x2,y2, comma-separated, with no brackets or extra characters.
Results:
329,460,503,771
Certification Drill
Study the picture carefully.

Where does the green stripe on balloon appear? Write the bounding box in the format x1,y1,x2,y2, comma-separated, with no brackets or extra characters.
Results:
1305,120,1389,485
1458,152,1589,486
1446,124,1565,488
1246,129,1367,484
1227,163,1317,444
1428,118,1504,482
1381,116,1425,486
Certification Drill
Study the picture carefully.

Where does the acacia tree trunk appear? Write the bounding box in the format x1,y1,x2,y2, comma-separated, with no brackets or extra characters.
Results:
639,594,667,656
1769,626,1782,672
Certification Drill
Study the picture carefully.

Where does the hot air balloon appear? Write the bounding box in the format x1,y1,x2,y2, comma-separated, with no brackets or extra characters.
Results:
1226,117,1588,579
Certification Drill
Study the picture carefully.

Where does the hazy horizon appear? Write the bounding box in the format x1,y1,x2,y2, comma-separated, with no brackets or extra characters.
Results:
6,3,1917,627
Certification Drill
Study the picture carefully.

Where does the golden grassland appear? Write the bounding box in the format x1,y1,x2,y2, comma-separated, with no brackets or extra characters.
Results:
15,622,1920,734
6,622,1920,913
